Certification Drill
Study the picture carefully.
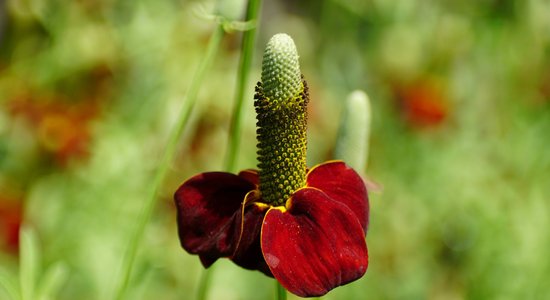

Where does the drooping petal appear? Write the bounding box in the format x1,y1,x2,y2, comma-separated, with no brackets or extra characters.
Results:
238,169,260,186
261,188,368,297
174,172,255,267
306,161,369,232
230,191,272,276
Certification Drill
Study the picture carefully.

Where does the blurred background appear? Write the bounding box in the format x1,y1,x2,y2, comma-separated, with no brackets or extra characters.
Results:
1,0,550,299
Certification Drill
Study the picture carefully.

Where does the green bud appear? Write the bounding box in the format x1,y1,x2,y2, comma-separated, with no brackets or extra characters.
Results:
335,90,372,173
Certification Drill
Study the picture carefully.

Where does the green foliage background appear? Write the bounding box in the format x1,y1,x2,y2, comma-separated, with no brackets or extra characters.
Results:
1,0,549,299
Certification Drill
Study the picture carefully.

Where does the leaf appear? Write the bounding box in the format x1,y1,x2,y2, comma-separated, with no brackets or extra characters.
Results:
0,267,21,300
19,226,41,300
36,263,68,300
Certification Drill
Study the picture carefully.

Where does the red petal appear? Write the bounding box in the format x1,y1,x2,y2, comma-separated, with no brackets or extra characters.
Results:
230,192,272,276
238,169,259,186
261,188,368,297
174,172,255,267
306,161,370,232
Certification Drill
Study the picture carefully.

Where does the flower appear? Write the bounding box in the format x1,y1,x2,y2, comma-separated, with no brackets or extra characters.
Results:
8,91,99,166
174,34,369,297
175,161,369,297
394,78,449,128
0,195,23,253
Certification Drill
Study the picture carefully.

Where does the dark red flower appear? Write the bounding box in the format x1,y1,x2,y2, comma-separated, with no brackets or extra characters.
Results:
174,160,369,297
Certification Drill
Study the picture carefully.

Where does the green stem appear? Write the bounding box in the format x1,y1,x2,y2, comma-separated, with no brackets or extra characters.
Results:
275,281,287,300
196,1,264,299
224,0,263,173
195,265,214,300
112,24,225,300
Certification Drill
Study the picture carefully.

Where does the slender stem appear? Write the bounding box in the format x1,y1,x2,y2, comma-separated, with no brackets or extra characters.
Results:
195,1,264,299
112,24,225,300
195,265,214,300
224,0,263,173
275,281,287,300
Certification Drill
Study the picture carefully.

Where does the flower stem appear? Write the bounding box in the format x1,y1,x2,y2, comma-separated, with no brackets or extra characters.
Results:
196,265,214,300
197,0,263,299
275,281,287,300
112,24,225,300
224,0,263,173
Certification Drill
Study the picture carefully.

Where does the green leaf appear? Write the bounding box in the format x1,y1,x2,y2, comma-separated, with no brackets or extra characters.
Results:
19,227,40,300
36,263,68,300
0,267,21,300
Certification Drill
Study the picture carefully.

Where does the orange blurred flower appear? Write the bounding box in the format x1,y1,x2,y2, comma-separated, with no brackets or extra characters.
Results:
8,94,99,166
395,79,449,128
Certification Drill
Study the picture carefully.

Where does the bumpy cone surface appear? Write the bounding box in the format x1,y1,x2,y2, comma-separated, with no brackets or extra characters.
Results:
255,33,309,206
